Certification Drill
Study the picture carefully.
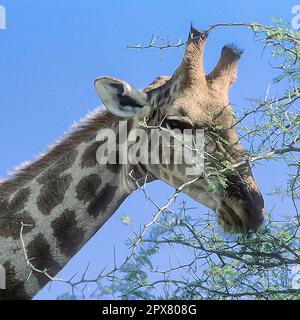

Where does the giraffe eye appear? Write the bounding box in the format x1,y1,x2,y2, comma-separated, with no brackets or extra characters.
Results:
165,117,193,132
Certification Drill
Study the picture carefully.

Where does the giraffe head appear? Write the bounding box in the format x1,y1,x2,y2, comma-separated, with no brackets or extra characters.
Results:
94,27,264,233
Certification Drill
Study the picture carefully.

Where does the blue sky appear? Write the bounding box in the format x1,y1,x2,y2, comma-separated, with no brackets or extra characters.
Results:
0,0,298,299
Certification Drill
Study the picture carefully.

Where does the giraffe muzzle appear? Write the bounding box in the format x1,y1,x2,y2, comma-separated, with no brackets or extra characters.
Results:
216,191,265,233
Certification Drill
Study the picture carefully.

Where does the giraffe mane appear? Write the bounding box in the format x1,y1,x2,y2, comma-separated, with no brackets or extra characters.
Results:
0,108,115,201
0,77,170,201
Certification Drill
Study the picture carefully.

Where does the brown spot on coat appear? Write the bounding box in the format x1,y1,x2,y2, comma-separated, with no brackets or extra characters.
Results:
37,174,72,215
26,233,60,287
76,174,102,203
0,209,35,239
162,171,171,182
81,141,106,169
80,118,132,171
51,209,85,257
163,88,170,99
172,176,184,188
126,118,133,133
166,96,172,105
0,200,12,238
0,187,35,239
107,150,121,174
87,183,118,217
10,188,30,213
0,261,30,300
178,164,187,176
38,150,78,184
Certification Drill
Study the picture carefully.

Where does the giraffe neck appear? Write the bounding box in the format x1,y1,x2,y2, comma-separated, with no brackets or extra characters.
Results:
0,117,139,300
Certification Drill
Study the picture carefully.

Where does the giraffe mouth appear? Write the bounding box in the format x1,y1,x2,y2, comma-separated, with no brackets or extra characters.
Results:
216,197,265,233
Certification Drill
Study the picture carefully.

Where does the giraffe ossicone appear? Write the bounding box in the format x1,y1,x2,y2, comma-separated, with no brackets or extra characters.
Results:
0,26,264,300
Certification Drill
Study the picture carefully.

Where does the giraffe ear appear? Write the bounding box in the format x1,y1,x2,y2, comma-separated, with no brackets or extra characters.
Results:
94,77,148,118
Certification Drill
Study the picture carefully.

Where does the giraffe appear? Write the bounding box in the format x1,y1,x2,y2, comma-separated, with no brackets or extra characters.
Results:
0,27,264,300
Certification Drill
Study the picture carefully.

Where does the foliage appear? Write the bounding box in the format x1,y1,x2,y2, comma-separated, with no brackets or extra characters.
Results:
57,20,300,300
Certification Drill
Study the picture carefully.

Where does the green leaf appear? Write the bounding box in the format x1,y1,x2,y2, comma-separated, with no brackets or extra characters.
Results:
120,215,132,225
